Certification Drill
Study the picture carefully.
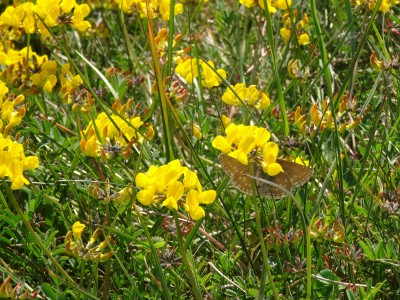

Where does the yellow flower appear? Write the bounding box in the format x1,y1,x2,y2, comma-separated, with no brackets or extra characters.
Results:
22,3,36,34
80,108,151,159
229,136,256,165
138,0,183,20
298,33,310,45
213,122,285,177
72,221,86,240
198,190,216,204
0,135,39,189
273,0,291,10
201,60,226,88
280,27,291,43
80,129,100,157
240,0,258,8
185,190,205,220
65,222,113,262
175,57,226,89
135,160,215,220
114,0,139,12
294,106,306,134
183,169,199,190
261,142,283,176
72,4,91,32
212,135,232,154
310,103,322,126
0,81,9,99
162,181,184,210
256,0,291,12
222,83,270,109
137,185,156,205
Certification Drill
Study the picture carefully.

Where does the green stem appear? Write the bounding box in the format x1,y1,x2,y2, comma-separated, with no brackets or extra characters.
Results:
262,1,289,137
145,0,174,161
306,226,312,300
173,212,202,300
134,203,171,300
251,196,278,300
2,181,98,299
77,261,85,300
166,0,176,76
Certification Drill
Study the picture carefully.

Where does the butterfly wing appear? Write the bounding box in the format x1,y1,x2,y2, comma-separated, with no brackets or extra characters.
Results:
257,170,293,199
276,159,313,188
219,155,313,199
219,154,253,195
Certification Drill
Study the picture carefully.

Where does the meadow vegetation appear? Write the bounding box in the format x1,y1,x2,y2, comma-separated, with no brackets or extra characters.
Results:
0,0,399,299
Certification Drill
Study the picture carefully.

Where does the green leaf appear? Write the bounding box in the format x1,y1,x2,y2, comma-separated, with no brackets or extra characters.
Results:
359,240,375,260
346,289,357,300
313,269,340,299
42,283,61,299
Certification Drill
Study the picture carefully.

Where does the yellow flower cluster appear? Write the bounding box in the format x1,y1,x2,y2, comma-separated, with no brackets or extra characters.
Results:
0,0,91,38
0,82,39,190
0,83,26,136
80,106,154,159
175,56,227,89
135,160,216,220
294,96,361,135
280,10,310,46
240,0,291,12
222,83,271,110
351,0,399,13
0,47,57,93
0,134,39,190
114,0,183,20
212,123,283,176
65,221,113,262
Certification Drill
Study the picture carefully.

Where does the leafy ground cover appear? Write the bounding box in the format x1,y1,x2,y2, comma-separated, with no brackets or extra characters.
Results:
0,0,399,299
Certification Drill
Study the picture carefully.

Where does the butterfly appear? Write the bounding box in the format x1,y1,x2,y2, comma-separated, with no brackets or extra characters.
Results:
219,154,313,199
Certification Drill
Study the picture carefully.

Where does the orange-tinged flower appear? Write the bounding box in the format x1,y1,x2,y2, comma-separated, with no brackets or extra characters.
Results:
310,103,322,126
80,131,99,157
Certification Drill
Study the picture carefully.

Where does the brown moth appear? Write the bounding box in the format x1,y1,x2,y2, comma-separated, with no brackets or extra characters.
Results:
219,154,313,199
